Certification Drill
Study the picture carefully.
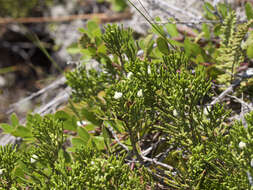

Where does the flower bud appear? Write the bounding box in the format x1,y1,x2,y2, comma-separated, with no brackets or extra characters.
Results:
114,92,123,99
239,141,246,149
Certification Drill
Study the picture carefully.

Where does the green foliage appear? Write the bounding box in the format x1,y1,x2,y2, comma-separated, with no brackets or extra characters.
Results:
217,12,253,84
64,5,253,187
0,145,20,189
0,113,150,189
150,2,253,91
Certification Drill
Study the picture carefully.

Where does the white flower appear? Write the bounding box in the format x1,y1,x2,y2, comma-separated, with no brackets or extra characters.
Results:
31,154,38,163
239,141,246,149
77,120,88,127
91,161,95,165
127,72,133,79
246,68,253,77
137,89,143,97
0,169,4,175
173,109,178,116
114,92,123,99
251,158,253,167
147,65,151,74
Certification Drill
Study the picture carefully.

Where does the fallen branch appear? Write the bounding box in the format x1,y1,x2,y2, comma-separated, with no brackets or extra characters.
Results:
141,154,174,171
227,94,253,111
210,79,241,106
0,11,132,24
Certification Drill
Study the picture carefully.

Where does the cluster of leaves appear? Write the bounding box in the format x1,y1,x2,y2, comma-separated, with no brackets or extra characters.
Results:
151,2,253,90
1,1,253,189
0,113,150,189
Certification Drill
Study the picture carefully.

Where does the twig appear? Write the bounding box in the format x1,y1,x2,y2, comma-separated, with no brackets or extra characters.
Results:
210,79,241,106
226,94,253,111
8,76,67,114
210,69,253,106
0,11,132,24
141,154,174,171
33,87,70,115
106,123,129,152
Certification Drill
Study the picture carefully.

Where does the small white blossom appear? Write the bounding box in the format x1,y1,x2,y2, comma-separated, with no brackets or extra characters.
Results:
114,92,123,99
147,65,151,74
77,120,88,127
239,141,246,149
31,154,38,163
0,169,4,175
246,68,253,77
137,89,143,97
251,158,253,167
91,161,95,165
127,72,133,79
173,110,178,116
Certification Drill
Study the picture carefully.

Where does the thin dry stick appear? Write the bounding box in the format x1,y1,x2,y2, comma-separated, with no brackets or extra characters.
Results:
210,79,241,106
141,154,174,171
8,76,67,114
106,123,129,152
0,12,132,24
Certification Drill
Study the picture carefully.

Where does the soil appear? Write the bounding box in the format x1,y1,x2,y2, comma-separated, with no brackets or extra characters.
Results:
0,0,110,123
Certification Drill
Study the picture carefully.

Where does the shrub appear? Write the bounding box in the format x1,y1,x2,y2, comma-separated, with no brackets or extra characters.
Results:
1,1,253,189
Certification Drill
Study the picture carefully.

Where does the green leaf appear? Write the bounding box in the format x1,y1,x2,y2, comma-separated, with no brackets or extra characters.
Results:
217,3,228,18
78,28,86,33
67,43,81,54
80,49,92,61
84,123,97,131
81,108,102,125
184,37,201,57
0,123,15,133
55,111,77,131
111,0,128,12
247,44,253,58
102,126,111,151
13,165,26,178
12,126,32,138
72,137,87,148
165,23,179,37
93,136,105,150
245,2,253,20
214,24,222,36
87,46,97,55
10,113,19,127
63,117,78,132
203,2,216,20
58,149,71,163
77,127,90,143
55,111,71,121
157,37,169,54
97,44,107,54
86,20,101,38
202,23,210,39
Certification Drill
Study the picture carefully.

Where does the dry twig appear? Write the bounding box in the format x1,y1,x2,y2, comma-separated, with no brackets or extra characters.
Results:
0,11,132,24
